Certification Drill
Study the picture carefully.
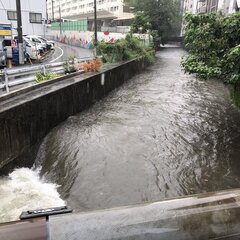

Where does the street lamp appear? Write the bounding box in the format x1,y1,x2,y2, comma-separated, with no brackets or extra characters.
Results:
16,0,24,65
94,0,98,55
59,1,62,35
52,0,54,20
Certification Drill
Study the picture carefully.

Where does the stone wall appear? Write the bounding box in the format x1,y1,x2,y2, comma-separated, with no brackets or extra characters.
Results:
0,58,146,174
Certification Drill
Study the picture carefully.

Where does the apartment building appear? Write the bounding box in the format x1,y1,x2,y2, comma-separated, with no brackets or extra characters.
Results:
218,0,240,13
183,0,239,14
47,0,133,26
183,0,198,14
0,0,47,36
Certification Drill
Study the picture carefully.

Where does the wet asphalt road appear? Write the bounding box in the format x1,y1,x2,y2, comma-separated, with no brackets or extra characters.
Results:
45,42,94,63
0,42,94,95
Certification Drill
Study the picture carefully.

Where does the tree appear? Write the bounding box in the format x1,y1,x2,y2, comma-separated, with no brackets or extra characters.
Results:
131,11,151,34
129,0,182,45
182,12,240,83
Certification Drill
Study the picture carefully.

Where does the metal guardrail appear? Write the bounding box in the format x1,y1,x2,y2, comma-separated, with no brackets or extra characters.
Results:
0,57,95,93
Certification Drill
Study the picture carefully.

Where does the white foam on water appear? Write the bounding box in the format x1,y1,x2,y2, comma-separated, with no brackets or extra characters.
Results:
0,168,65,223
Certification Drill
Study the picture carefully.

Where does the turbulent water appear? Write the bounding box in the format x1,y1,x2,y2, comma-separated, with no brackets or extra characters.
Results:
1,47,240,222
0,168,65,223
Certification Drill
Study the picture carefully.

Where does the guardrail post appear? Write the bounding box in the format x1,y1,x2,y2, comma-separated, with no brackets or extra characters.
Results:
66,61,69,73
4,68,9,93
0,57,95,91
42,65,46,75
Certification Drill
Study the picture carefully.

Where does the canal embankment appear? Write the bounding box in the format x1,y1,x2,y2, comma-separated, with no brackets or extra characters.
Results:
232,81,240,108
1,47,240,223
0,58,148,174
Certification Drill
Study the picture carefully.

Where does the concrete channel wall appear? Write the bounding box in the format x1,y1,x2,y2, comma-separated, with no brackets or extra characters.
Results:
232,82,240,108
1,189,240,239
0,58,147,174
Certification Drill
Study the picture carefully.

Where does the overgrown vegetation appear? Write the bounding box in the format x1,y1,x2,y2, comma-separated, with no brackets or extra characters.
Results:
130,11,151,34
129,0,182,47
97,35,155,64
35,71,61,83
182,12,240,84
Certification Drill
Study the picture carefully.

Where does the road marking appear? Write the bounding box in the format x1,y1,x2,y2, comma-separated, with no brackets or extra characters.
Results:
50,46,64,63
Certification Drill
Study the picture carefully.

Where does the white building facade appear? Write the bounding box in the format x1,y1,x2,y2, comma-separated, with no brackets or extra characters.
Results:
183,0,239,14
0,0,47,37
183,0,198,14
218,0,240,13
47,0,133,24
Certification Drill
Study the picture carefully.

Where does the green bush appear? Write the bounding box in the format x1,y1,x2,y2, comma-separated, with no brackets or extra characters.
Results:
223,45,240,83
130,11,151,34
35,71,60,83
182,12,240,83
97,35,155,65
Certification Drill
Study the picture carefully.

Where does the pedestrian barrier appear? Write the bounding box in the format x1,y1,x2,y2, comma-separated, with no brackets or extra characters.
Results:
0,57,95,93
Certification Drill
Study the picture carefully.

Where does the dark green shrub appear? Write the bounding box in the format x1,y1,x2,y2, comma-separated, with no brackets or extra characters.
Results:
182,12,240,83
97,35,155,65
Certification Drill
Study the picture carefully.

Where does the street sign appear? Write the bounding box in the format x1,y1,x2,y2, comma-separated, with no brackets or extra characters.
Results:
0,24,12,37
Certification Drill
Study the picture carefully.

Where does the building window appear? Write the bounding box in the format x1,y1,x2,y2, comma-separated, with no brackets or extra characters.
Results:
110,6,119,11
29,12,42,24
208,0,218,12
7,11,17,20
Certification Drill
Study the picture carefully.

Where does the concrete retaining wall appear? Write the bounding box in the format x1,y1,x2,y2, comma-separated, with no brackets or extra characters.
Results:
0,60,145,174
232,82,240,108
0,58,147,174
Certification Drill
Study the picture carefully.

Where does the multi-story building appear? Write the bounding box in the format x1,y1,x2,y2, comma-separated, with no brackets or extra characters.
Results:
47,0,133,27
218,0,240,13
0,0,47,36
183,0,239,14
183,0,198,14
181,0,239,35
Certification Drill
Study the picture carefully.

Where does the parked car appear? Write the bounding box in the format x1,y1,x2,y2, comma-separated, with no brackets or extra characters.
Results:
25,35,47,51
23,38,40,60
1,39,12,58
14,36,44,55
35,36,55,50
12,36,41,60
0,49,6,68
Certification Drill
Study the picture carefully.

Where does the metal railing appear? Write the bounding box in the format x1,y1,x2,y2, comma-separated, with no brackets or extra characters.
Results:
101,26,131,34
0,57,94,93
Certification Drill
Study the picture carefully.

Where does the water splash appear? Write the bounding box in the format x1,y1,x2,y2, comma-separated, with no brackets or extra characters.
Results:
0,168,65,223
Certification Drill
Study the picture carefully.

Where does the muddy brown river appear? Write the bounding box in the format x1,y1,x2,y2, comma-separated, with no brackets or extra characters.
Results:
1,47,240,222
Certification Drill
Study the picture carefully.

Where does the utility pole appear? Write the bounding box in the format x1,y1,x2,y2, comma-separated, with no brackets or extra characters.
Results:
59,4,62,35
16,0,24,65
52,0,54,20
94,0,98,55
